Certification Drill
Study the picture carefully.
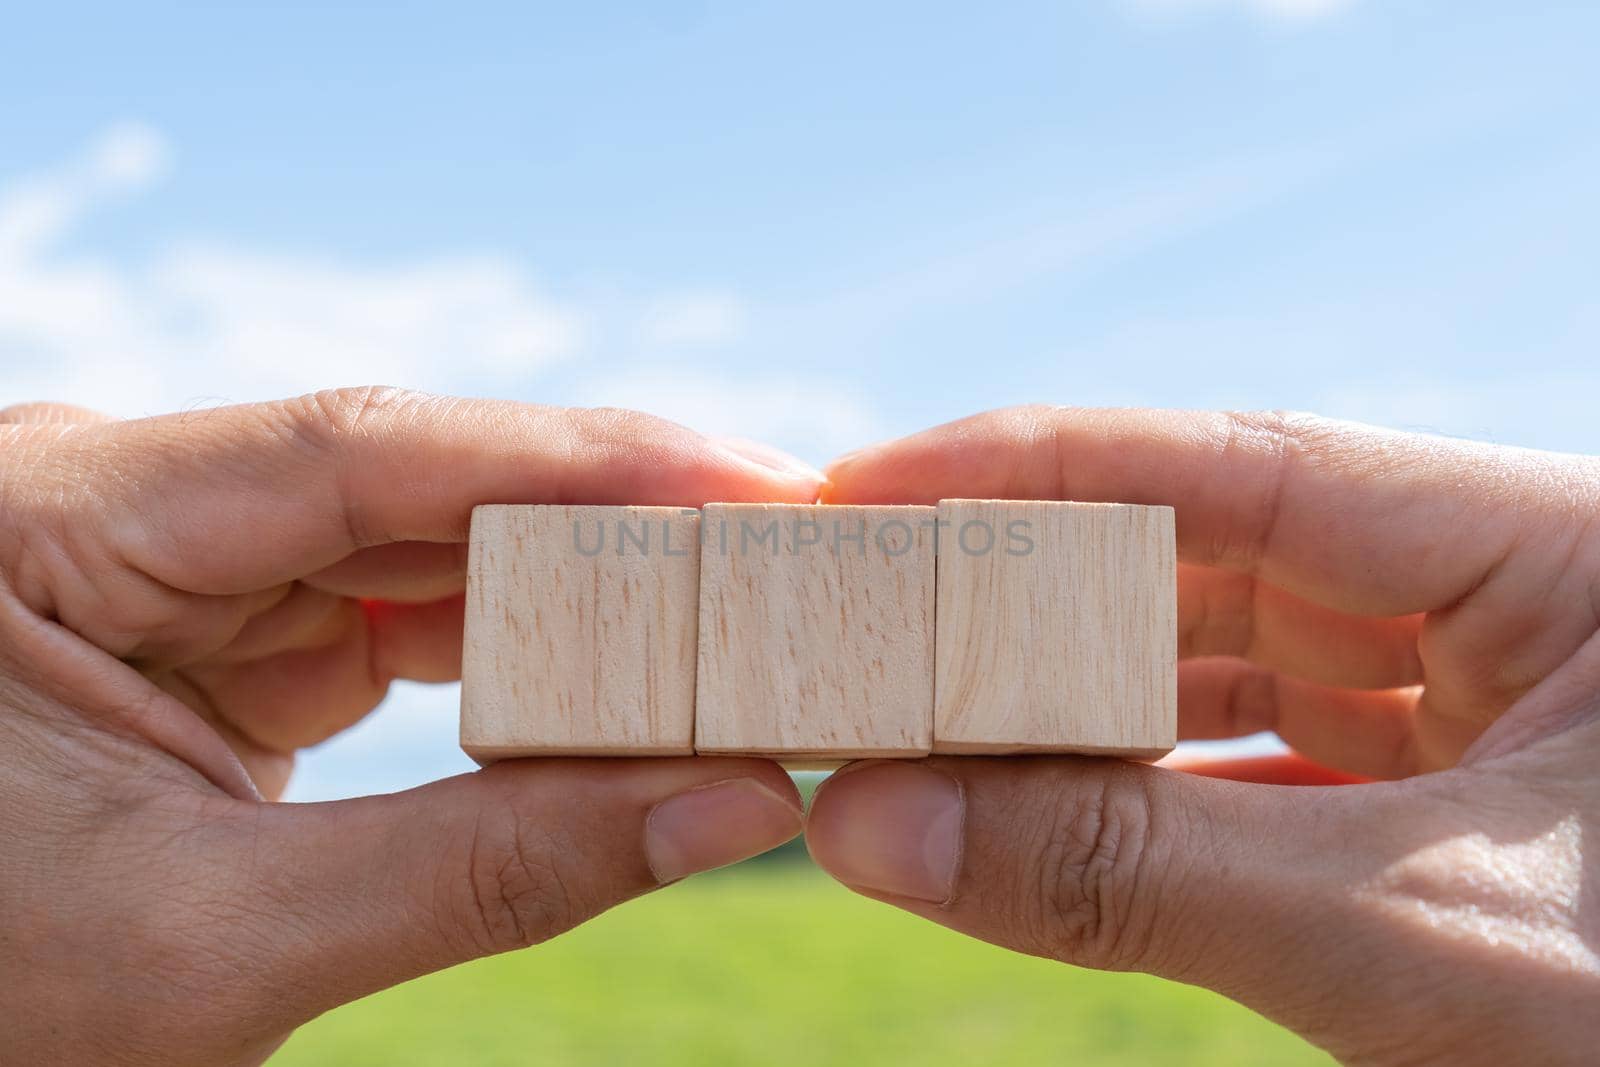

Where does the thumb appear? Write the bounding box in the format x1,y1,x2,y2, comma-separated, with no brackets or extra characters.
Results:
236,758,802,1027
803,757,1396,1042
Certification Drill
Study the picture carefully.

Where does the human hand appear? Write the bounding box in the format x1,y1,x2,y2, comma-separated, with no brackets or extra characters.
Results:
0,389,819,1066
805,407,1600,1065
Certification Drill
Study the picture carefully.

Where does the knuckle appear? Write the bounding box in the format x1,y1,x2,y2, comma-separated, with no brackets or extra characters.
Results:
1225,407,1324,441
994,403,1075,450
0,401,112,425
287,385,427,446
1020,768,1165,972
0,434,101,619
1214,409,1311,572
456,809,590,955
272,386,437,546
995,402,1067,428
1220,409,1298,476
0,402,55,424
983,404,1082,499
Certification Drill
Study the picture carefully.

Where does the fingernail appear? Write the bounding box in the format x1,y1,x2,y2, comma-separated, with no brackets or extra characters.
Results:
805,762,964,904
712,436,826,483
646,778,803,883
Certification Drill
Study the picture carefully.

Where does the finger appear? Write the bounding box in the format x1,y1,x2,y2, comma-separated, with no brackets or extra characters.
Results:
0,588,261,801
802,757,1437,1061
1158,751,1369,785
221,758,804,1036
712,436,826,481
1178,564,1422,689
152,671,297,799
182,595,464,752
41,388,825,597
824,406,1571,616
360,597,464,681
1458,626,1600,768
1179,657,1423,779
203,584,464,678
201,582,351,666
302,541,469,602
0,401,117,424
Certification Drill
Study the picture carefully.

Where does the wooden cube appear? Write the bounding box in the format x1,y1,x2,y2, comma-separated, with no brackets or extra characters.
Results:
694,504,936,759
933,499,1176,758
460,504,700,761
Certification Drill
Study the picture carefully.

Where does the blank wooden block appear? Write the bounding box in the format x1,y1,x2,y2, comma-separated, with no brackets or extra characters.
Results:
933,499,1176,758
695,504,936,759
460,504,700,761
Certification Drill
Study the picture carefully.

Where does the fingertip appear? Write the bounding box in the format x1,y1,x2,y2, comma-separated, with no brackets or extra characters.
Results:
805,761,965,904
822,420,949,502
687,440,823,505
711,436,826,484
819,443,907,504
821,417,989,504
604,433,824,506
645,776,804,883
711,464,826,505
815,473,846,504
687,754,807,809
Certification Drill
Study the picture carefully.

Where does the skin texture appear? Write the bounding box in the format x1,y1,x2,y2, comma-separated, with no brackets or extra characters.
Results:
0,388,817,1067
804,406,1600,1066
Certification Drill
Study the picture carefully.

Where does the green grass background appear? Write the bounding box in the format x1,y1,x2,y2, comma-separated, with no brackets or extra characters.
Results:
273,852,1330,1066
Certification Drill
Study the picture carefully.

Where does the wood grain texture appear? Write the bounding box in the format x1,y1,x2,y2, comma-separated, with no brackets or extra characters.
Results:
460,504,700,761
933,499,1176,758
694,503,936,758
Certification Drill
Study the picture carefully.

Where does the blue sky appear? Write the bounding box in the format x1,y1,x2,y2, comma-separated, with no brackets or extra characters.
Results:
3,1,1596,799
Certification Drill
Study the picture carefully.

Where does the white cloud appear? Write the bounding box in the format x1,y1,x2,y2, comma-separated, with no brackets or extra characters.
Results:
0,122,168,261
89,122,170,186
1126,0,1356,20
0,125,583,416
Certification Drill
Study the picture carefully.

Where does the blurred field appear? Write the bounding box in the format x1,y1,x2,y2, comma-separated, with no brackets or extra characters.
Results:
274,856,1329,1066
